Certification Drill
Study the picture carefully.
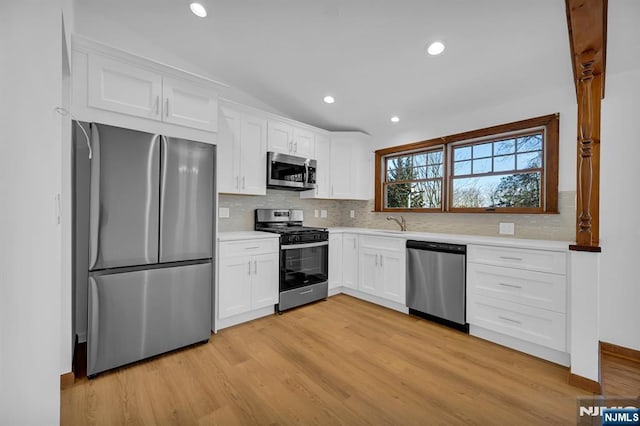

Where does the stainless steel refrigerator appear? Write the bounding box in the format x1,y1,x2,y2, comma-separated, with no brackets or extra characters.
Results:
73,122,214,377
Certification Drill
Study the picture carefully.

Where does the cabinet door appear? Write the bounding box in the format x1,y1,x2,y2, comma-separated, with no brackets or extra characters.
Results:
267,120,293,154
218,256,252,319
217,106,242,193
329,140,354,198
292,127,315,157
240,114,267,195
251,252,279,309
163,76,218,132
328,234,343,290
315,134,331,198
342,234,358,289
358,246,380,296
380,250,406,304
88,54,162,120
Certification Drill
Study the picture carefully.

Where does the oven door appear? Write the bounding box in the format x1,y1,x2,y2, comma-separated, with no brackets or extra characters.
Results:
280,241,328,292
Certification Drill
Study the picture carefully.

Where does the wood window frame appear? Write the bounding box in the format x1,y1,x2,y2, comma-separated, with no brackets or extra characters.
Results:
374,113,560,213
382,147,445,213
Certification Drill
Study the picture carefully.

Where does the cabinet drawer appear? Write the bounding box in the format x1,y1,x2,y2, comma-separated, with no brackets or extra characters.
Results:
220,239,278,257
359,235,405,251
467,245,566,275
468,295,566,351
467,263,566,313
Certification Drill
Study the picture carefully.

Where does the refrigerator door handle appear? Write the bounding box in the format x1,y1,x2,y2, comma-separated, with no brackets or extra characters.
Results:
88,124,101,270
87,276,100,375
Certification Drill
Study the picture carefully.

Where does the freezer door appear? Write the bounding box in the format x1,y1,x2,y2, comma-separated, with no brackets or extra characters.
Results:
87,262,212,376
159,137,214,262
89,124,160,270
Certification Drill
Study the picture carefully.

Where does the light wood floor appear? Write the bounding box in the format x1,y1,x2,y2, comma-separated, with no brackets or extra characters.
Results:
62,294,628,425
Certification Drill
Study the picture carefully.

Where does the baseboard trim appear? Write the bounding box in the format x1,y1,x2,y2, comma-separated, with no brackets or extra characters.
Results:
60,372,75,390
601,341,640,363
568,372,601,393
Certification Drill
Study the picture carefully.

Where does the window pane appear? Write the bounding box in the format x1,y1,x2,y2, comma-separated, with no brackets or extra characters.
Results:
386,169,397,182
494,155,515,172
473,158,492,174
451,177,495,208
385,183,412,208
492,172,541,208
413,153,427,166
454,146,471,161
413,166,427,179
452,172,541,208
426,164,443,178
427,151,443,165
473,143,492,158
495,139,515,155
412,181,442,208
454,160,471,176
517,134,542,152
517,152,542,170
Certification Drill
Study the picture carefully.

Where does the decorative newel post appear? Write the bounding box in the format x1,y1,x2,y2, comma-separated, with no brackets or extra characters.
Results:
566,0,605,251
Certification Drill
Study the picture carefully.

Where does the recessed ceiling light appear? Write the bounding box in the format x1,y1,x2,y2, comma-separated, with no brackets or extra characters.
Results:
390,116,400,123
426,41,445,56
323,95,335,104
190,2,207,18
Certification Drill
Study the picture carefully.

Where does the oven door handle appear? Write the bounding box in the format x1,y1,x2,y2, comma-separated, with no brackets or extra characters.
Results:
281,241,329,250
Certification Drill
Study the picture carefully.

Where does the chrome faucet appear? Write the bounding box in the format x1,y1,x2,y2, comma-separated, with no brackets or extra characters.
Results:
386,215,407,231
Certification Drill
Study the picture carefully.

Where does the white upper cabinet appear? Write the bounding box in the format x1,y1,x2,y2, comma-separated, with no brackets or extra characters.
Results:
267,120,293,154
301,131,370,200
292,127,315,158
218,103,267,195
267,120,315,158
162,76,218,132
88,54,163,121
83,48,218,133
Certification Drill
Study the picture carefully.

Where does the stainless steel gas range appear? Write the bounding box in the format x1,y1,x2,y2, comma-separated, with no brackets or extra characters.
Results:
255,209,328,312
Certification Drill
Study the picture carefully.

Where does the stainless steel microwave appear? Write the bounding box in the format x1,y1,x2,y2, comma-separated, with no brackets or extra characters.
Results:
267,151,317,191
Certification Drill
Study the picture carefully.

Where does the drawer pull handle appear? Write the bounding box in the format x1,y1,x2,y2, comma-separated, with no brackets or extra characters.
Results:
245,246,260,250
498,316,522,325
499,256,523,261
499,282,522,289
299,289,313,295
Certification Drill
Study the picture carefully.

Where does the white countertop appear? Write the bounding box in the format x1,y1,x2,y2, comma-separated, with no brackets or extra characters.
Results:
328,227,572,252
217,231,279,242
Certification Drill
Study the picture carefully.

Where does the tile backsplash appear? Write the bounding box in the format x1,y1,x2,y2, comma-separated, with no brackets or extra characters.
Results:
218,190,576,242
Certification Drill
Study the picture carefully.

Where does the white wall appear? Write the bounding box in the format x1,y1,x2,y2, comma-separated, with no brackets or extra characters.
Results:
599,68,640,351
0,1,64,424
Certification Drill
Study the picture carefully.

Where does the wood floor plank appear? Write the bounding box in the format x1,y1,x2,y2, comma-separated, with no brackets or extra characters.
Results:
62,294,607,425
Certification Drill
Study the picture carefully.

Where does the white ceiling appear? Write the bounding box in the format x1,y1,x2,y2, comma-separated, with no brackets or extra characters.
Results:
76,0,580,142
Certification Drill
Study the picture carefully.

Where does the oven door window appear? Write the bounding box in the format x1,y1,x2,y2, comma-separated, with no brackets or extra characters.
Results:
280,244,328,291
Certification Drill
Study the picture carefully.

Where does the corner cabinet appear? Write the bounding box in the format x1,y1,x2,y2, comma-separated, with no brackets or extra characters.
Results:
218,104,267,195
300,131,371,200
217,236,279,330
86,53,218,132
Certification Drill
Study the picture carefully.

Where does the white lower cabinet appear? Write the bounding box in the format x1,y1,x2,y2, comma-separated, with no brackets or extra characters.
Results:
466,244,568,363
217,237,279,329
328,233,343,291
342,234,359,290
357,236,405,304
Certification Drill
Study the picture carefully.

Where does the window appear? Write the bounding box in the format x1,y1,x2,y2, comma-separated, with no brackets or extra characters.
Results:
374,114,559,213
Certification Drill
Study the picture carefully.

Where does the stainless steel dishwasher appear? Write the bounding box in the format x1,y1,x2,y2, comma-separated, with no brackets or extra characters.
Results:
406,240,468,332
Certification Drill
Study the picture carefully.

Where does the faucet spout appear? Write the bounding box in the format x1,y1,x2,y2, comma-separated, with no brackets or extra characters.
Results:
386,215,407,231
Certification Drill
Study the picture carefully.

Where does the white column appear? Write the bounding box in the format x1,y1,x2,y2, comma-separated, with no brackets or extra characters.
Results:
569,251,600,383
